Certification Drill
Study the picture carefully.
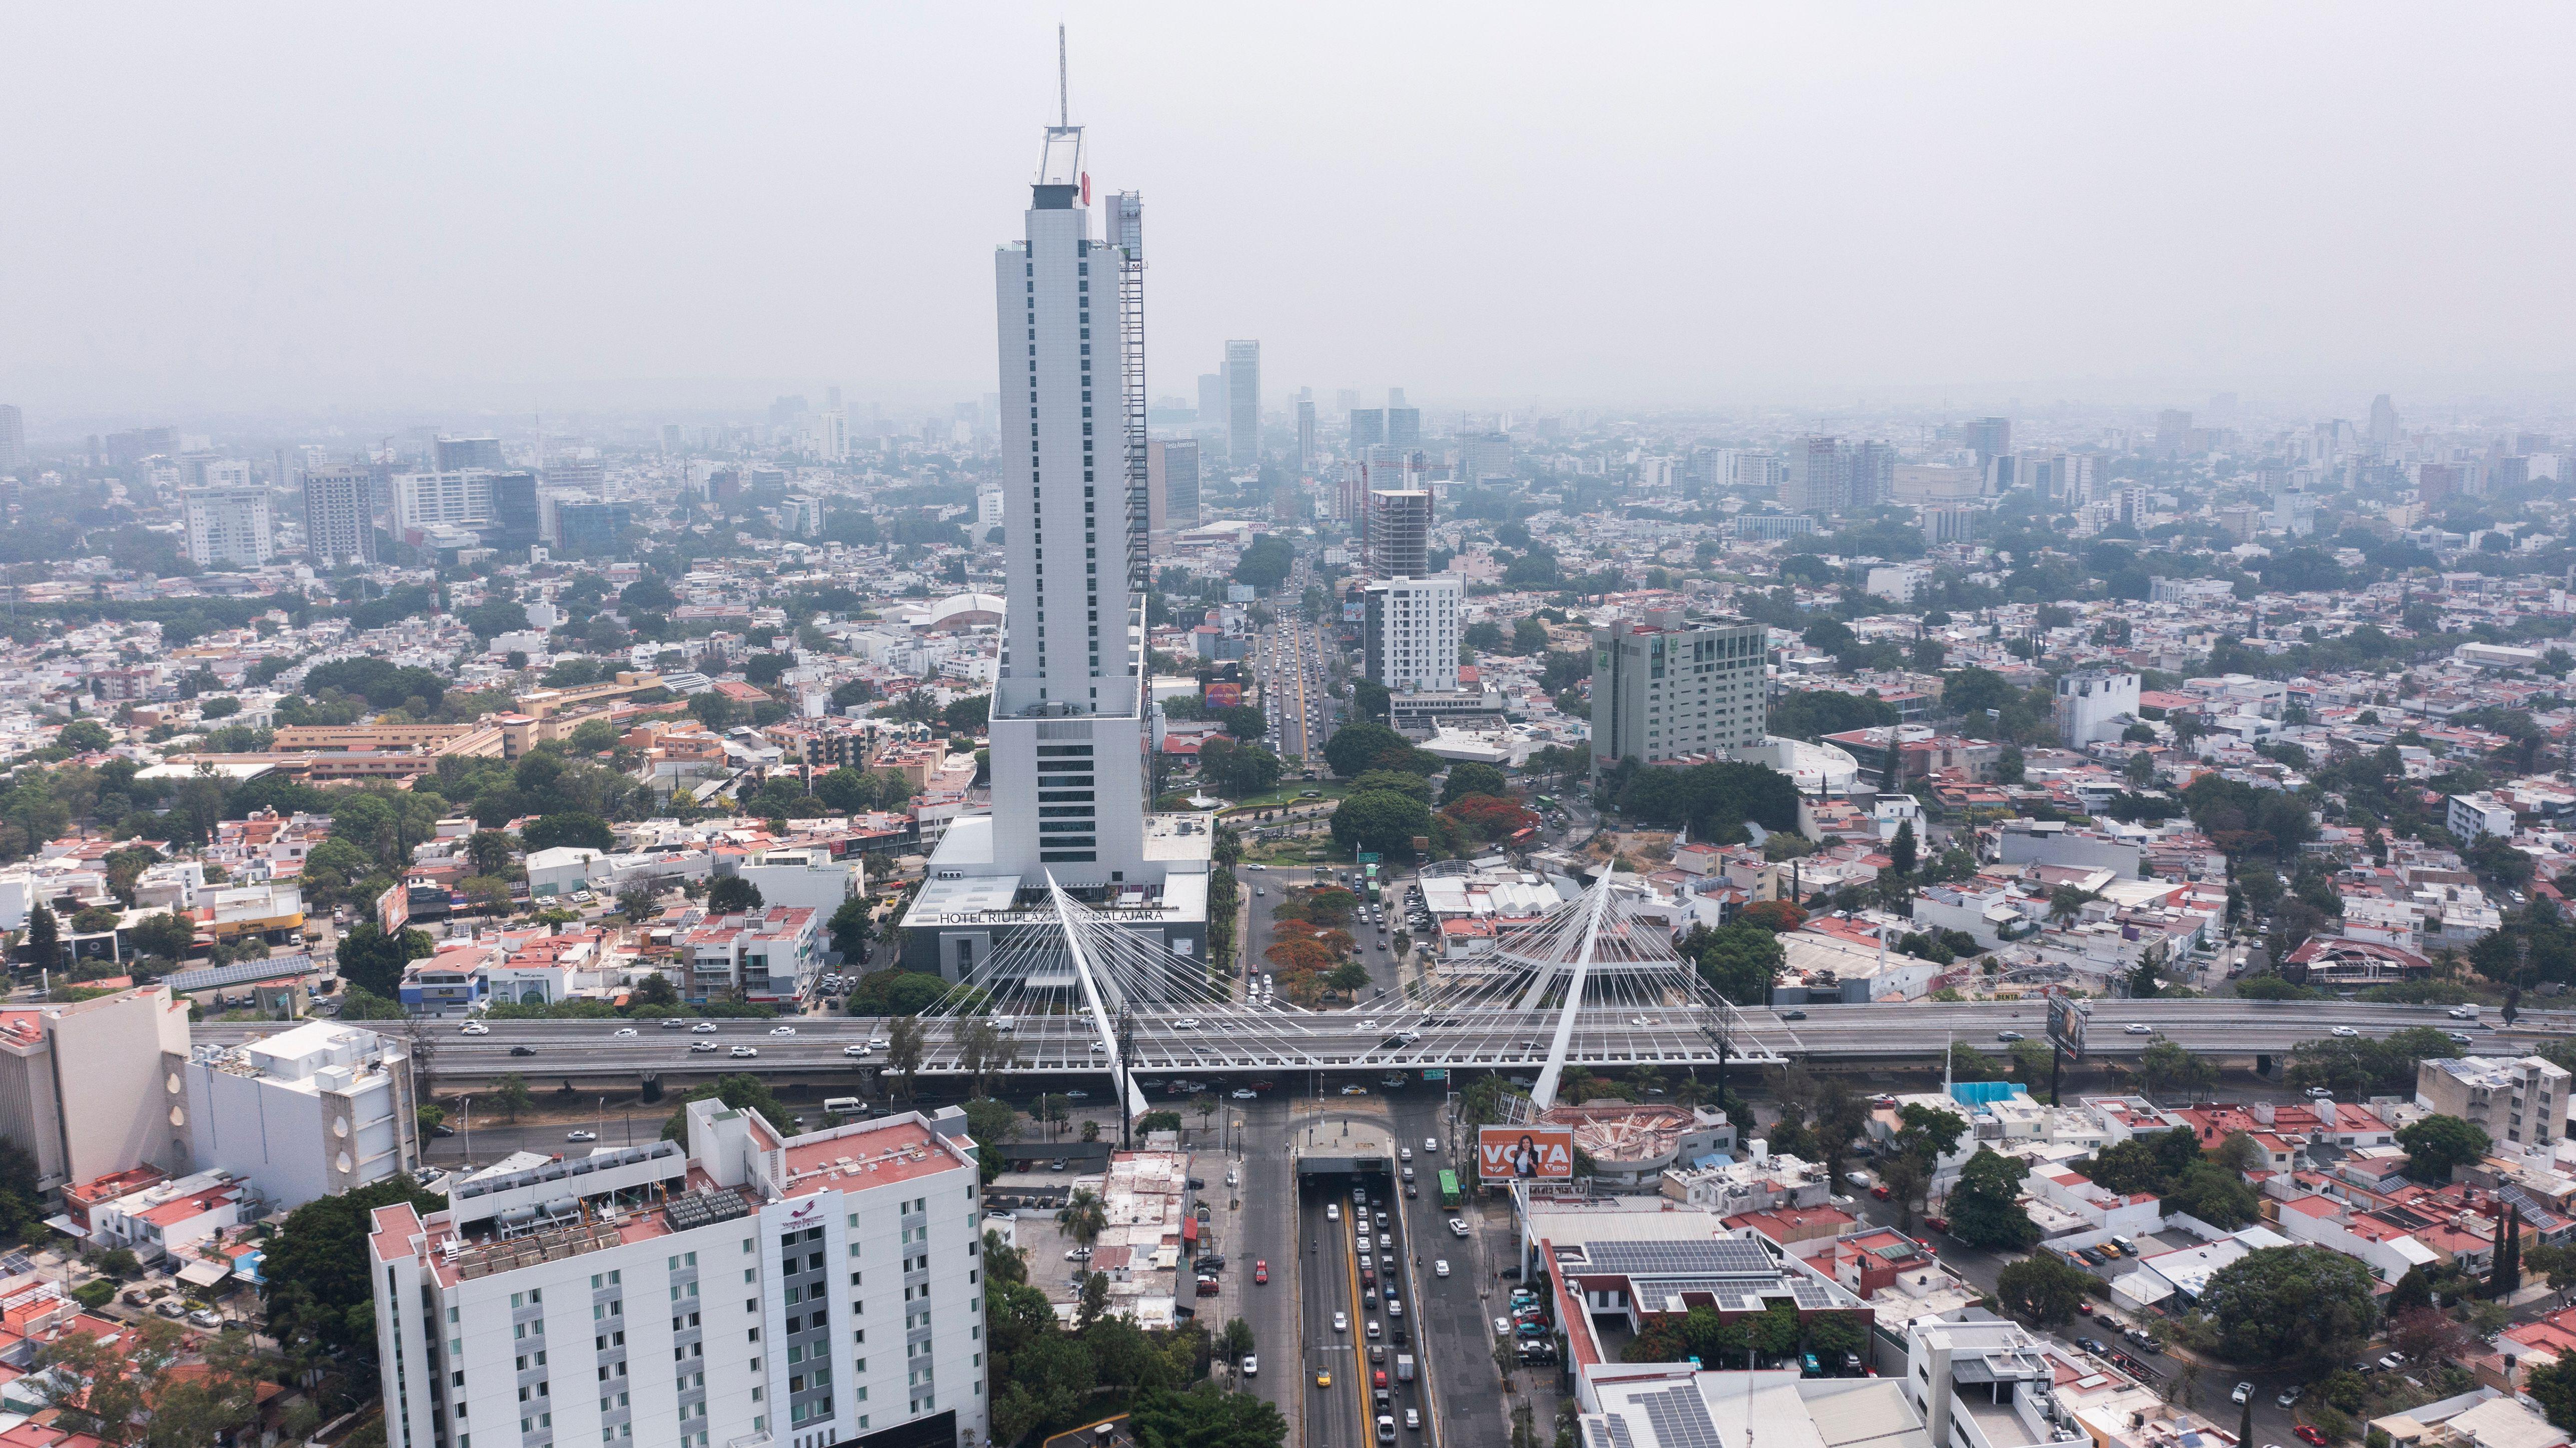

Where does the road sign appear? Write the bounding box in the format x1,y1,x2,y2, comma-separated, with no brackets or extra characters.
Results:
1357,852,1382,864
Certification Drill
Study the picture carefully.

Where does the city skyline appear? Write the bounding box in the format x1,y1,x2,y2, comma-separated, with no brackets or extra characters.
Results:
6,6,2575,422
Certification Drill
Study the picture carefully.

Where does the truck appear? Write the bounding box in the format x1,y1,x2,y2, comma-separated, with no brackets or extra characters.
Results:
2448,1004,2482,1020
1395,1353,1416,1383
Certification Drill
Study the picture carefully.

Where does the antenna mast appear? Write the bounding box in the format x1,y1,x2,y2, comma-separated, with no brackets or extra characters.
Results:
1057,25,1068,126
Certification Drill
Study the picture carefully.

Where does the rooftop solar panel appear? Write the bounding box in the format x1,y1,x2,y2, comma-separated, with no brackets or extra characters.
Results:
1641,1385,1724,1448
161,954,319,994
1585,1238,1774,1277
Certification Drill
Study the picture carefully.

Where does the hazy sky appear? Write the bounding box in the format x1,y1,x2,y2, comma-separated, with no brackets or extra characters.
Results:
6,3,2573,427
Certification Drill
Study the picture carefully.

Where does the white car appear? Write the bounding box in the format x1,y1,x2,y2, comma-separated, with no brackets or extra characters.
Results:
691,1041,719,1053
1434,1259,1451,1278
2123,1023,2151,1035
1333,1311,1348,1332
1242,1354,1257,1377
692,1022,718,1034
613,1027,637,1037
2331,1025,2359,1037
1449,1218,1469,1238
866,1036,890,1049
1171,1018,1199,1030
1425,1137,1438,1154
459,1021,489,1036
1399,1147,1413,1162
566,1130,597,1143
1327,1203,1341,1221
843,1044,872,1058
770,1025,796,1037
730,1045,758,1058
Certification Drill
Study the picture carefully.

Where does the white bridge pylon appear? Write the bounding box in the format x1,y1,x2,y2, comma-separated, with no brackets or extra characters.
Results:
1045,872,1151,1121
1529,861,1617,1111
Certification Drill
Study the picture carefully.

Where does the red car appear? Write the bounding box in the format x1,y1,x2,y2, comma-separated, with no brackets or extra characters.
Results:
1870,1185,1891,1201
1923,1217,1949,1233
1254,1260,1268,1285
2075,1301,2093,1316
2295,1428,2328,1446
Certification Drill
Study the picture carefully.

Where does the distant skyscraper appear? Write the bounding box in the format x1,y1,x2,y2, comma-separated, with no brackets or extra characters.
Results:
394,470,496,531
1847,440,1896,509
490,471,542,549
1966,417,2011,469
1196,372,1224,425
2156,410,2193,454
1461,431,1514,483
302,463,377,568
183,486,273,569
1349,409,1386,451
0,405,24,472
1295,392,1316,471
1786,437,1848,515
434,436,502,472
1147,438,1200,538
1386,407,1421,449
660,423,684,453
552,501,631,556
1224,340,1260,467
2369,394,2400,450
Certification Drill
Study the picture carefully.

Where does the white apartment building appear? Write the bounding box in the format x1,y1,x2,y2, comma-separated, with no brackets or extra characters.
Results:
2416,1054,2570,1154
2054,668,2140,748
730,848,866,918
176,1021,419,1209
371,1102,989,1448
87,1166,254,1263
305,462,379,567
0,986,194,1194
2447,793,2518,844
184,485,274,568
395,469,498,531
1361,574,1463,693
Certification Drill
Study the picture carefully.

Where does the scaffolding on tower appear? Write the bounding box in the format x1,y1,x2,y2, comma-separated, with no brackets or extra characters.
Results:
1108,192,1149,598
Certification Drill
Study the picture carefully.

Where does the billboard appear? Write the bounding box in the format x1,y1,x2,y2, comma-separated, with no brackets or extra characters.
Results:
1204,682,1243,709
1478,1126,1576,1181
2047,992,2090,1063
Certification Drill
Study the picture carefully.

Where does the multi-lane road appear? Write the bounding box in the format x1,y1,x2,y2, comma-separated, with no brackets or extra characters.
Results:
195,994,2556,1088
1258,587,1336,762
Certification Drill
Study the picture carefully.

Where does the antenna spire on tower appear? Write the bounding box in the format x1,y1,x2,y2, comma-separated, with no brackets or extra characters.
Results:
1057,25,1068,126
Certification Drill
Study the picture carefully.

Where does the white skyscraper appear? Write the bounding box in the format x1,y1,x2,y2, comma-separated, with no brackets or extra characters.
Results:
183,486,273,568
0,405,25,472
302,462,378,567
1224,339,1260,467
900,94,1213,981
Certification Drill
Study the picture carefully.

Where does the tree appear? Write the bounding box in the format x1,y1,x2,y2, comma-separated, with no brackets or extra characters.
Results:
128,911,197,961
1442,762,1511,805
828,894,873,960
1331,790,1433,857
2396,1114,2492,1182
1995,1255,2092,1326
2199,1246,2378,1368
849,967,948,1017
2164,1159,2261,1228
706,875,764,914
1232,535,1293,591
491,1072,534,1123
2136,1041,2219,1103
616,887,661,923
20,902,58,971
1328,961,1373,1000
1947,1149,2041,1249
1056,1188,1108,1250
659,1074,787,1142
2530,1355,2576,1433
1888,819,1917,877
521,812,614,853
260,1174,446,1359
1680,923,1783,1006
962,1098,1018,1181
1128,1381,1286,1448
1198,737,1284,798
1324,721,1421,780
334,922,435,1000
885,1014,925,1101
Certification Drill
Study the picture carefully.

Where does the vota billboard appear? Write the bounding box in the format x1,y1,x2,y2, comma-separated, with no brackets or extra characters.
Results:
1477,1126,1575,1181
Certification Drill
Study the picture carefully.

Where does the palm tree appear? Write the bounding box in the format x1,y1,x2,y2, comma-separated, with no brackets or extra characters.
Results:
1055,1189,1107,1252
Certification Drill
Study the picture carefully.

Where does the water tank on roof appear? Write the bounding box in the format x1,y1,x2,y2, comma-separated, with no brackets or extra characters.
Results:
543,1197,579,1218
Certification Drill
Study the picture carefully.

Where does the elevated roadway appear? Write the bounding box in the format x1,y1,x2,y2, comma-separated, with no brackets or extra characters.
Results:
198,998,2565,1083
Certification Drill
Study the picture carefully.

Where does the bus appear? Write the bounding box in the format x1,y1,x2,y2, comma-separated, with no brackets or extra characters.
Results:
1437,1170,1462,1209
